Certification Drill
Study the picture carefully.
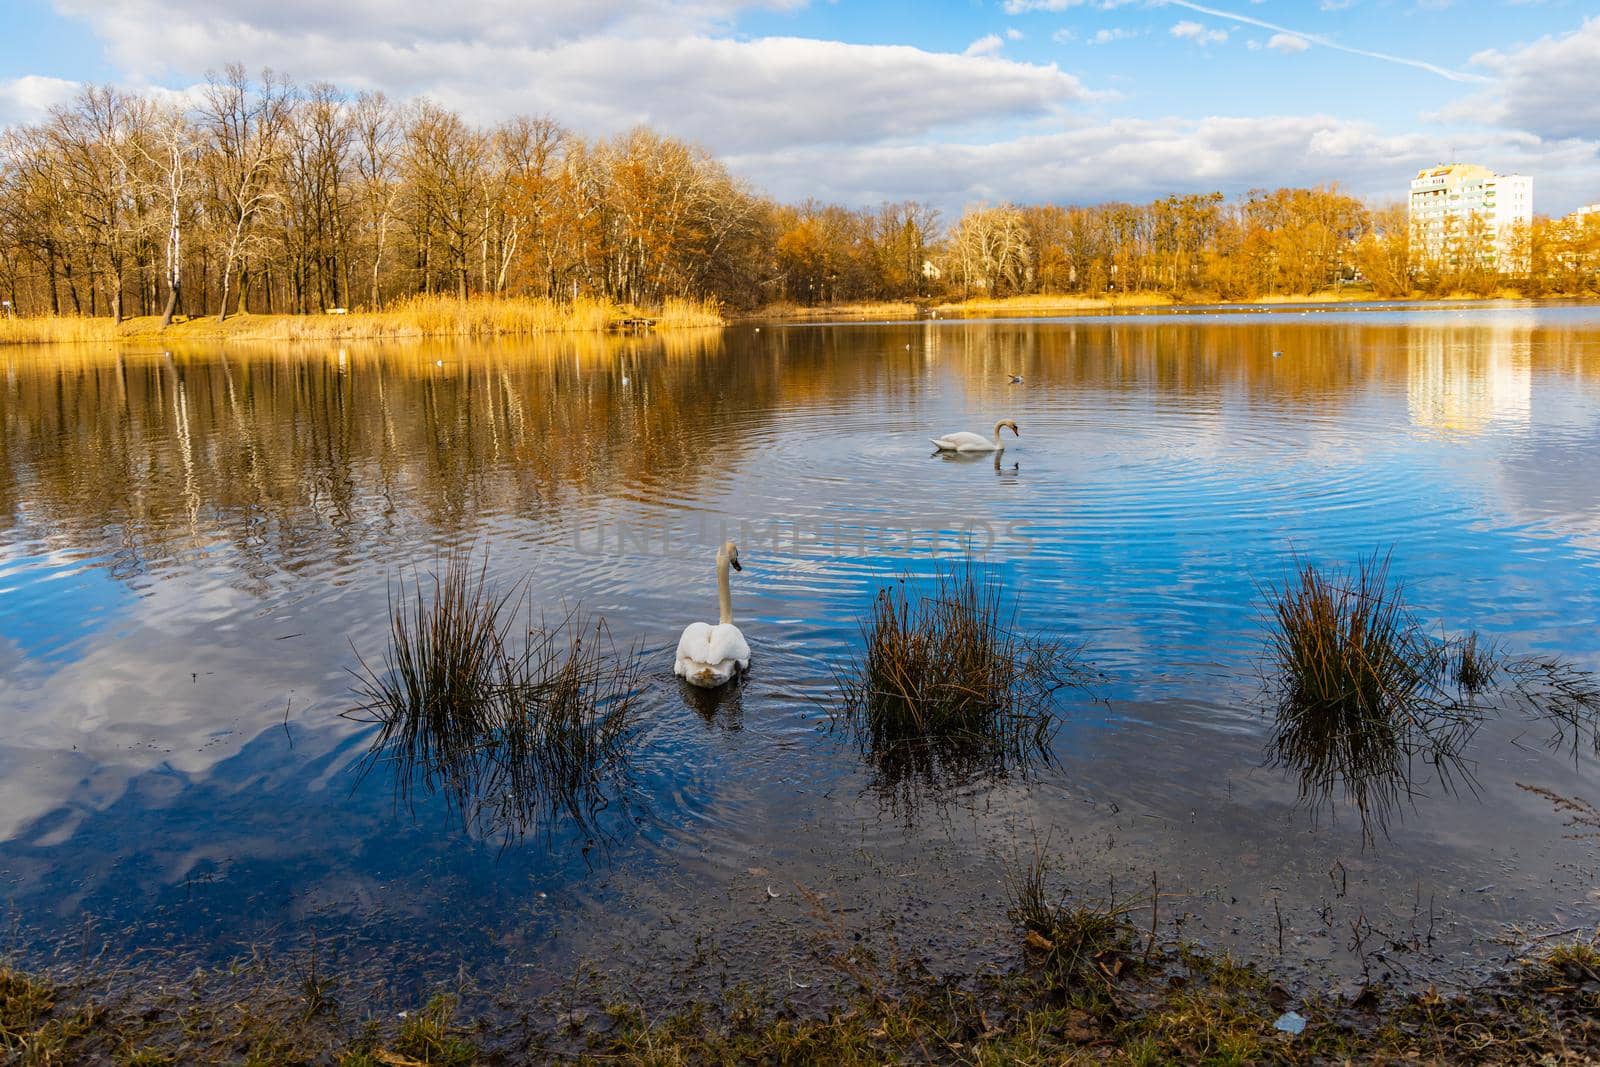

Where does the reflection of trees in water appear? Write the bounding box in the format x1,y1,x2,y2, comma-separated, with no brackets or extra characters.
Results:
0,333,780,582
7,317,1600,587
933,318,1600,416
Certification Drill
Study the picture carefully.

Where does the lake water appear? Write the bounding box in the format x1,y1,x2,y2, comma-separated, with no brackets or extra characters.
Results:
2,302,1599,1005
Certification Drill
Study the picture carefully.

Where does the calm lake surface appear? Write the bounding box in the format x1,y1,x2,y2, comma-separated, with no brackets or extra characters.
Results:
3,302,1599,1004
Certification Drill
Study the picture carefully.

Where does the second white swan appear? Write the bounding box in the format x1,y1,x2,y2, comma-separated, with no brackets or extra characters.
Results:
674,540,751,688
931,419,1019,453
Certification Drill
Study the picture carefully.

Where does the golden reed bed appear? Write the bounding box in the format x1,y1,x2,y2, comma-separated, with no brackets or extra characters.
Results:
0,295,723,346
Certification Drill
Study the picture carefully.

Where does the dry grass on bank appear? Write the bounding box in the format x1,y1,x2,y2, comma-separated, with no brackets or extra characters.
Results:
0,295,723,347
0,315,120,346
734,299,919,321
933,291,1178,315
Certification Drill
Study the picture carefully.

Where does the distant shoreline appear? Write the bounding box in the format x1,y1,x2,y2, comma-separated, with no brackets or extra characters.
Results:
738,289,1596,323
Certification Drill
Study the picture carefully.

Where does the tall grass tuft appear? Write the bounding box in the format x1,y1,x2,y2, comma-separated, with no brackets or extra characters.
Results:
1262,552,1476,843
836,560,1092,797
1263,551,1600,843
1004,842,1137,996
348,555,641,845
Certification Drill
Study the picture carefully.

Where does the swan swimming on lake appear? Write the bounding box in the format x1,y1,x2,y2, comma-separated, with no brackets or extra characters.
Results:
674,540,750,688
931,419,1019,453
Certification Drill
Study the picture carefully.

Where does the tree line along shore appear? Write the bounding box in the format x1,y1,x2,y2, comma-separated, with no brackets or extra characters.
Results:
2,67,1598,343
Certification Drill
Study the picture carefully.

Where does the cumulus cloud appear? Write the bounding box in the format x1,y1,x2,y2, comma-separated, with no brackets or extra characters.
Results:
1471,16,1600,140
0,75,81,127
964,33,1005,57
1267,33,1309,53
1170,20,1228,45
41,1,1092,153
723,113,1600,216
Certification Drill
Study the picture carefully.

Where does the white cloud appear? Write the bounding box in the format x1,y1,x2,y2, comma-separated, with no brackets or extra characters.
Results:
1090,27,1140,44
1266,32,1309,53
40,2,1093,153
1006,28,1025,41
724,112,1600,216
0,75,81,127
1170,20,1228,45
1470,16,1600,140
1003,0,1137,9
1052,28,1078,43
964,33,1005,57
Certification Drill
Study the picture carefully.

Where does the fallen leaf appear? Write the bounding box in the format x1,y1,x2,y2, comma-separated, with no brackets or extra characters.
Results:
374,1052,427,1067
1024,930,1055,952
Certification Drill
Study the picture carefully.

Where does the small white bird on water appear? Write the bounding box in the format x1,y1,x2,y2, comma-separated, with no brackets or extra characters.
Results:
674,540,751,688
1008,373,1024,384
931,419,1019,453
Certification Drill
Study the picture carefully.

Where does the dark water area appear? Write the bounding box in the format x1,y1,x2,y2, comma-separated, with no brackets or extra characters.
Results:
2,303,1599,1008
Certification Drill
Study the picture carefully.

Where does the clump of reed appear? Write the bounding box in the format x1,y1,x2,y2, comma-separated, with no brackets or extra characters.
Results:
348,554,641,845
1262,551,1600,843
1262,552,1476,842
1004,844,1138,999
836,560,1091,794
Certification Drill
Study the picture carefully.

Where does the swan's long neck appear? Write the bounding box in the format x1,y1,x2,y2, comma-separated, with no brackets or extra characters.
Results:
716,550,734,625
993,421,1007,447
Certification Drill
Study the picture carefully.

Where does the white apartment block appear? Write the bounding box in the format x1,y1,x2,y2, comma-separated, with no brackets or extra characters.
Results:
1408,163,1533,272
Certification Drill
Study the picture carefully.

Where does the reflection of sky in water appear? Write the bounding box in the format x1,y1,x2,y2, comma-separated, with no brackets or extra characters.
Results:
0,547,135,664
2,307,1599,993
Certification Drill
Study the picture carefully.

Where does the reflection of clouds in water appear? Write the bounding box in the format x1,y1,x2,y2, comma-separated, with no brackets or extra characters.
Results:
1407,323,1532,434
3,312,1600,981
1485,412,1600,557
0,571,367,843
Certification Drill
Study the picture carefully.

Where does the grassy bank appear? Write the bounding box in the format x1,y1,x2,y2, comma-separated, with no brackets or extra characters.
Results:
3,907,1594,1064
0,295,723,347
741,289,1592,324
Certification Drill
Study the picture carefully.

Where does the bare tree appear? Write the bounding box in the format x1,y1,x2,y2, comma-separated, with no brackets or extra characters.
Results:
200,64,293,320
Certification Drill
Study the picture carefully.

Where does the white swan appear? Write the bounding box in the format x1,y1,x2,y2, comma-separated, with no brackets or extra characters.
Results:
931,419,1019,453
674,540,750,688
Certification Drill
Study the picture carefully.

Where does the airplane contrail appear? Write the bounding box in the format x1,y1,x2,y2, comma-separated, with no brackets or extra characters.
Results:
1164,0,1492,84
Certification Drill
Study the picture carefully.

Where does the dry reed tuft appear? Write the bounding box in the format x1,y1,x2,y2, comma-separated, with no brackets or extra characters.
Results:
836,560,1092,795
1004,843,1138,995
1262,552,1478,843
347,554,641,845
1263,551,1600,843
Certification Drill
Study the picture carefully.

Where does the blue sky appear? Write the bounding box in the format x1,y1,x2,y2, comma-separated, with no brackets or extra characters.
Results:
2,1,1596,216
